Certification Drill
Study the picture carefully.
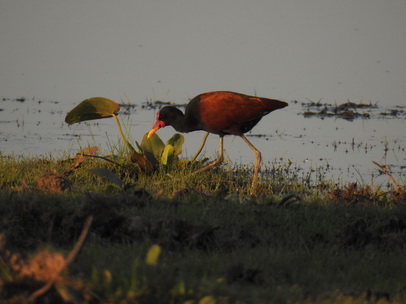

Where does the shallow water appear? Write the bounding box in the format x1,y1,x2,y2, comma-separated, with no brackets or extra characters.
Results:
1,97,405,188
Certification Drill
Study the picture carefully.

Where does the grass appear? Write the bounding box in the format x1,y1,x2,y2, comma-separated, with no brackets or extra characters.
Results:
1,152,406,303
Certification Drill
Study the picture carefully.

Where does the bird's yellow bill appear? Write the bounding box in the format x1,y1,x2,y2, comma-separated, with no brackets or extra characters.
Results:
147,127,159,139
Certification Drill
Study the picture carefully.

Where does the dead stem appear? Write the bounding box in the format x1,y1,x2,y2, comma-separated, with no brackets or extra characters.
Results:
29,216,93,303
372,161,401,192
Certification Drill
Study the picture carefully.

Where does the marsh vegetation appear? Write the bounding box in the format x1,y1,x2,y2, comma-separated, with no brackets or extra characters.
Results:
1,152,406,303
1,97,405,303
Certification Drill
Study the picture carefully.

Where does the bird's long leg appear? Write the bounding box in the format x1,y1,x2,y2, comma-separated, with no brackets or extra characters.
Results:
240,135,262,189
192,135,224,174
191,132,209,162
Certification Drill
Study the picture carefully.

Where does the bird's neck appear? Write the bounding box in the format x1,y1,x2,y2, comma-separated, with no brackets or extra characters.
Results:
163,105,200,133
170,113,197,133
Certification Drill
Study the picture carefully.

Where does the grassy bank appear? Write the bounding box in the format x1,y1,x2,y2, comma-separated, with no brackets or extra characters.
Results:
1,153,406,304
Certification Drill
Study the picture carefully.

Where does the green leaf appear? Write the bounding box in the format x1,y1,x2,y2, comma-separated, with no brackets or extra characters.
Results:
140,133,184,165
161,144,175,165
141,132,165,161
172,280,186,296
65,97,120,124
198,296,216,304
55,283,85,303
87,168,123,187
167,133,184,156
145,244,161,266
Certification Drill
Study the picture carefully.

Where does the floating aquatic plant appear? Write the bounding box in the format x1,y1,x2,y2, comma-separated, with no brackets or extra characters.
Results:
65,97,185,177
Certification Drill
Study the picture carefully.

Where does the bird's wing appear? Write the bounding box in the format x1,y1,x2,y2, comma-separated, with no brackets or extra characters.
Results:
199,91,285,130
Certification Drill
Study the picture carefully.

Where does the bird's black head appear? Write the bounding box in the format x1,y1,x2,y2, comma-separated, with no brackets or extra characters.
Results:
157,106,184,126
147,106,185,138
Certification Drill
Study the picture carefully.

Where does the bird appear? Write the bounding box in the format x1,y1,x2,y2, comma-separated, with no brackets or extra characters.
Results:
147,91,288,189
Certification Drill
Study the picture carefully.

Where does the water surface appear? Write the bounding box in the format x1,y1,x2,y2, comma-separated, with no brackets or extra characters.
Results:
1,97,405,188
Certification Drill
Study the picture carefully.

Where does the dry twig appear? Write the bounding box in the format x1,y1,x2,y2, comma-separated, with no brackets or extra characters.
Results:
372,161,401,192
29,216,93,303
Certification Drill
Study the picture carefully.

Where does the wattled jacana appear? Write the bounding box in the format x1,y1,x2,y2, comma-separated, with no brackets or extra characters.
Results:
147,91,288,188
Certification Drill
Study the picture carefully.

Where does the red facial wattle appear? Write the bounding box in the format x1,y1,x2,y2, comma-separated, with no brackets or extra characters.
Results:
147,111,166,138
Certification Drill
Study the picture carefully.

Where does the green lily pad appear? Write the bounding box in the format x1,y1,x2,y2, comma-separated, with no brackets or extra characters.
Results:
167,133,184,156
65,97,120,124
161,144,175,165
141,132,165,161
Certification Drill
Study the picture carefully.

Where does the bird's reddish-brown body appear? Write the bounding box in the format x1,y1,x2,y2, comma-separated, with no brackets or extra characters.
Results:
197,91,287,135
147,91,288,189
